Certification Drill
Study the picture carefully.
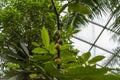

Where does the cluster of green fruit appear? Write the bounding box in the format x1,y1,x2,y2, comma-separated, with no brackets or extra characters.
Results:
54,30,63,64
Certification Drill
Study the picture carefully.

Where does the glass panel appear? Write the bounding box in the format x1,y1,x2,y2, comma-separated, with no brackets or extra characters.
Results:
107,17,116,28
71,38,91,54
96,30,118,52
74,23,103,43
90,47,112,66
93,13,109,26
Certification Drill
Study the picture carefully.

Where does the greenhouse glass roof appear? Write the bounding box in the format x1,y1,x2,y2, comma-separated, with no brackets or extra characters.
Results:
71,14,120,68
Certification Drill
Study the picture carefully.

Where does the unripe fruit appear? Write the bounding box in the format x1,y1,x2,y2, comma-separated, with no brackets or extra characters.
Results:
55,43,61,50
54,30,60,37
55,57,61,63
58,39,63,45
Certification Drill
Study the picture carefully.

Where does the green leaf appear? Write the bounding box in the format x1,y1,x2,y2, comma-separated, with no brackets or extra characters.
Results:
5,63,20,69
97,75,120,80
31,42,40,47
61,44,71,50
64,66,110,79
41,26,50,49
58,3,68,14
30,55,52,61
6,51,25,61
44,62,62,77
61,55,76,63
88,56,105,64
81,52,91,63
4,70,26,80
72,30,80,34
77,56,84,64
67,26,73,35
29,74,37,79
0,53,24,65
32,48,48,54
49,42,57,55
68,3,91,14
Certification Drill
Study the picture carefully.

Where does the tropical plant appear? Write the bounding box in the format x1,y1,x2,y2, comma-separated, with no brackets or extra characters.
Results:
0,0,120,80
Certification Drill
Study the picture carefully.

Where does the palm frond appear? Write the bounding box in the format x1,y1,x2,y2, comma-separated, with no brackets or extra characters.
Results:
104,47,120,68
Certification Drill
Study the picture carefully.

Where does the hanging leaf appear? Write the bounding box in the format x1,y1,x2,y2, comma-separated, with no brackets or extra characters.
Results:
68,3,91,14
88,56,105,64
41,26,50,49
20,42,30,57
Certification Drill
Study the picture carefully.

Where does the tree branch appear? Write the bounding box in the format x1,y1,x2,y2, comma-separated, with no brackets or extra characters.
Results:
51,0,60,30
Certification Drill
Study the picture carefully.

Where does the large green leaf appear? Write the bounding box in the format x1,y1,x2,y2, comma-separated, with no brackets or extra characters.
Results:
68,3,91,14
88,56,105,64
97,75,120,80
41,26,50,49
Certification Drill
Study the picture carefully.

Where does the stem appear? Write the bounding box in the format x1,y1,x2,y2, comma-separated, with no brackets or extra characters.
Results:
51,0,60,30
51,0,61,71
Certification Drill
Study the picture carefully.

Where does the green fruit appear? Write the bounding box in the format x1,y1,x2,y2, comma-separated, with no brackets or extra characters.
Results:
55,57,61,63
54,30,60,36
58,38,63,45
55,43,61,50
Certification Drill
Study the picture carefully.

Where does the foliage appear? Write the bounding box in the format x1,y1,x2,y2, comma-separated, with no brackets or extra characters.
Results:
0,0,120,80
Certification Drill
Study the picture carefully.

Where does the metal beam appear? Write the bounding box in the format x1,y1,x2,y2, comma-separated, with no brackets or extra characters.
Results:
88,20,119,34
72,36,120,58
88,15,114,52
